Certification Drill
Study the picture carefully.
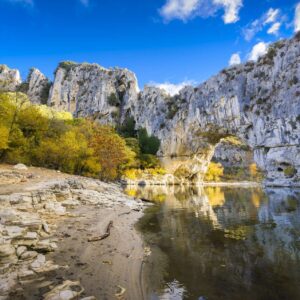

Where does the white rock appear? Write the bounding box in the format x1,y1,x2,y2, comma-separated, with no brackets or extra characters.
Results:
20,251,38,260
16,246,27,257
13,164,28,171
0,65,21,91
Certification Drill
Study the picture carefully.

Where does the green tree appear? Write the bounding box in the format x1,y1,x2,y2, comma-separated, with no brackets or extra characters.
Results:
138,128,160,155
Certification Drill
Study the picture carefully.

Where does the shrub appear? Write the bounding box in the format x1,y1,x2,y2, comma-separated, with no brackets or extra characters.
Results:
139,154,160,169
118,116,136,138
108,93,120,106
284,166,297,178
40,82,52,104
90,126,135,180
55,61,77,74
122,168,139,180
138,128,160,155
147,167,166,176
204,162,224,182
0,92,136,181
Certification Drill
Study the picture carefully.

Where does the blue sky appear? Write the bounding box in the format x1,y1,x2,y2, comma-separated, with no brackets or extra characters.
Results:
0,0,299,91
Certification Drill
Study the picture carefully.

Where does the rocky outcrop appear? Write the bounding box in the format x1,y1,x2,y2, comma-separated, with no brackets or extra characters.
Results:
0,65,21,92
213,140,253,168
128,36,300,186
45,37,300,186
2,35,300,186
48,62,139,125
26,68,51,104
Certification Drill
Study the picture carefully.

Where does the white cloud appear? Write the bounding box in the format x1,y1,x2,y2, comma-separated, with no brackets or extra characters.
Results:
264,8,280,24
229,53,241,66
243,7,280,41
149,80,196,96
213,0,242,24
267,22,281,35
160,0,243,24
249,42,268,61
160,0,199,21
295,3,300,32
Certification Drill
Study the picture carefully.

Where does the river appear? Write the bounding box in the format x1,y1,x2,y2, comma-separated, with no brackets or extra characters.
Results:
125,185,300,300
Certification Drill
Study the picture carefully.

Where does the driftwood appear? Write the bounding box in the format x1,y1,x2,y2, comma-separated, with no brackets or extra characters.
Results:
88,221,113,242
118,211,131,217
140,198,153,203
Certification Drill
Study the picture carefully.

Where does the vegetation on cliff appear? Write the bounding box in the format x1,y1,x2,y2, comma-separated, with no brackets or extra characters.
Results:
0,92,160,180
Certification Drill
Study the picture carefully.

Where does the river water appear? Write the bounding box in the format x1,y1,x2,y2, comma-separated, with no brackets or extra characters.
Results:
125,186,300,300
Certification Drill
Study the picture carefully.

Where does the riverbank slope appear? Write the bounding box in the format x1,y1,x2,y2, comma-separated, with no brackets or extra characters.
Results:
0,164,149,299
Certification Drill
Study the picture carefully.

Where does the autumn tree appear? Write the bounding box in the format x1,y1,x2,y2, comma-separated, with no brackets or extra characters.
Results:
90,126,135,180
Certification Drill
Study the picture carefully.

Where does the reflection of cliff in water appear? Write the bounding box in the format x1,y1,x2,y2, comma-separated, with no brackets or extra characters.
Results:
130,186,300,300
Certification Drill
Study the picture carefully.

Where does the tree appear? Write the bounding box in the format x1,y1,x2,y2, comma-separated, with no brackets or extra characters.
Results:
138,128,160,155
90,126,135,180
204,162,224,182
0,125,9,150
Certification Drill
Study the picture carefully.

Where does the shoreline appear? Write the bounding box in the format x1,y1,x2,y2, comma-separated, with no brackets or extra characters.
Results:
123,180,262,188
0,165,150,300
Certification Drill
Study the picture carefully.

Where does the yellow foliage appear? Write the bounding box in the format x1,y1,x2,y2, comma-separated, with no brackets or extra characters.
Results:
147,167,167,176
0,92,159,182
0,125,9,150
249,163,258,177
36,105,73,120
90,126,136,180
222,136,244,146
124,188,137,197
122,169,139,180
204,162,224,182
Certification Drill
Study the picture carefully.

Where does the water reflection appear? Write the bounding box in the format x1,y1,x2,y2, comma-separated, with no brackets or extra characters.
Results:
125,186,300,300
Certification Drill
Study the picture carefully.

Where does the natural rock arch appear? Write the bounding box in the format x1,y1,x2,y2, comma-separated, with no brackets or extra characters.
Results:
130,37,300,186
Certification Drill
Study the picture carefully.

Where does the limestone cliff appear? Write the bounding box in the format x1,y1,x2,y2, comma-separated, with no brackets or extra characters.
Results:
0,65,21,92
26,68,51,104
129,36,300,186
48,62,139,125
2,35,300,186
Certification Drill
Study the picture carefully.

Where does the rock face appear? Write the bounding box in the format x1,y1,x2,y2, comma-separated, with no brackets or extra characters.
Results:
213,140,253,168
27,68,51,104
2,35,300,186
0,65,21,92
129,36,300,186
48,62,139,125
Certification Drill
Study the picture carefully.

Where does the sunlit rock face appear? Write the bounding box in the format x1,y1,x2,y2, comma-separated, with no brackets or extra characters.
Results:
4,35,300,186
48,63,139,125
27,68,51,104
128,36,300,186
0,65,21,92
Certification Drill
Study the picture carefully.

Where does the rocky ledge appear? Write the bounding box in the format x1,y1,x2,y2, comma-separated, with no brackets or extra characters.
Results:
0,166,147,300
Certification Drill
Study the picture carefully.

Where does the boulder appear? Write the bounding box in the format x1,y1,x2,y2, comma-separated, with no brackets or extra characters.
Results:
13,164,28,171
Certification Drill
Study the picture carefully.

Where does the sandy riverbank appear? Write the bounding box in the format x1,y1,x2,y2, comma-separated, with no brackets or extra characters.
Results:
0,165,150,300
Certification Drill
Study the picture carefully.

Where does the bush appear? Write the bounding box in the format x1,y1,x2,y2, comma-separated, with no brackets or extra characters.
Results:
118,116,136,138
0,92,135,181
204,162,224,182
40,82,52,104
138,128,160,155
139,154,160,169
55,61,77,74
284,166,297,178
108,93,120,106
